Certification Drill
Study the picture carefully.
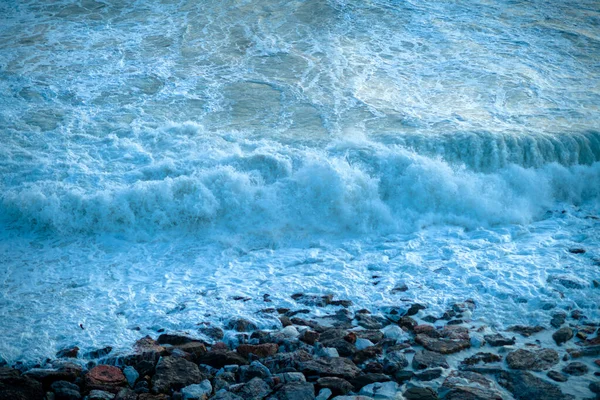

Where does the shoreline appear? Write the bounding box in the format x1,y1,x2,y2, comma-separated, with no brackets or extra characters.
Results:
2,294,599,399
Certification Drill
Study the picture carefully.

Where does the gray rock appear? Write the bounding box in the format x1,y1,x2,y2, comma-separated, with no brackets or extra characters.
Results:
182,380,213,400
274,373,306,384
546,370,568,382
551,327,574,345
403,387,438,400
382,351,408,374
415,335,470,354
561,361,588,376
209,390,243,400
358,381,400,399
198,351,249,368
505,348,559,371
51,380,81,400
88,390,115,400
316,377,353,396
151,356,205,393
231,377,271,400
550,312,566,328
298,358,361,380
315,388,332,400
414,368,442,381
123,366,139,388
483,333,515,346
412,350,449,370
271,382,315,400
497,371,574,400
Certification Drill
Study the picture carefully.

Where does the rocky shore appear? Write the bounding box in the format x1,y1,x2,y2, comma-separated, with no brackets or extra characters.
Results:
1,293,599,400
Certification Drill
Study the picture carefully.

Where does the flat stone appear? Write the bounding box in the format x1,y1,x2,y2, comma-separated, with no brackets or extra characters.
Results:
460,352,502,366
507,326,544,337
403,387,438,400
546,370,568,382
270,382,315,400
562,361,588,376
85,365,127,393
298,357,361,380
506,349,559,371
415,368,443,381
353,346,382,365
412,350,449,370
483,333,515,346
56,346,79,359
497,371,573,400
552,327,574,345
151,356,205,393
415,335,470,354
355,315,387,330
237,344,279,359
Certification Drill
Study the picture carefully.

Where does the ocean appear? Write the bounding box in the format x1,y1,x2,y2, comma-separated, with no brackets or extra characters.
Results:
0,0,599,363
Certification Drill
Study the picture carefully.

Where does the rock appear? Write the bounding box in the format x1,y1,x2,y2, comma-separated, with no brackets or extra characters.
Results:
569,248,586,254
331,300,353,308
391,284,408,293
209,390,243,400
505,349,559,371
24,364,82,388
403,387,438,400
319,339,356,358
85,365,127,393
300,331,320,345
291,294,333,307
157,334,199,346
567,345,600,358
56,347,79,359
546,370,568,382
51,380,81,400
353,346,382,365
198,351,249,368
590,382,600,394
355,331,384,344
270,382,315,400
391,371,413,384
226,318,258,332
316,388,332,400
274,373,306,384
177,342,208,359
355,315,387,330
181,380,213,400
122,367,139,388
138,394,169,400
88,390,115,400
316,377,353,396
382,351,408,374
151,356,205,394
415,335,470,354
483,333,515,346
439,386,501,400
507,326,544,337
83,347,113,360
412,350,449,370
496,371,573,400
548,275,587,289
298,358,361,380
350,374,392,391
406,304,426,317
381,326,406,341
262,350,313,373
237,344,279,359
115,388,138,400
230,377,271,400
550,312,566,328
440,370,503,399
238,361,272,382
460,352,501,366
199,326,225,341
331,397,375,400
562,361,588,376
358,381,400,399
414,368,442,381
552,327,574,345
398,317,418,331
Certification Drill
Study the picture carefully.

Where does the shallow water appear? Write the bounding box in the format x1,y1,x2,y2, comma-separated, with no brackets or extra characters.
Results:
0,0,599,363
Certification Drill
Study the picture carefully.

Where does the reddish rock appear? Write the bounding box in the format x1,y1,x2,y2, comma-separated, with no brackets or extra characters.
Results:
344,332,357,344
237,343,279,358
85,365,127,393
175,342,207,359
299,330,320,345
56,346,79,359
414,325,439,337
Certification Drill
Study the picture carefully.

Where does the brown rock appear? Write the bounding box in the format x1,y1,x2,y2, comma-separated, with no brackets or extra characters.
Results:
85,365,127,393
552,327,574,345
415,334,470,354
506,349,559,371
56,346,79,359
198,350,249,368
297,357,361,380
299,330,320,345
237,344,279,359
507,325,544,337
151,356,204,393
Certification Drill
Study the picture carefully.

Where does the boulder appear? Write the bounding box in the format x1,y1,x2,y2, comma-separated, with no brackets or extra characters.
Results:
403,387,438,400
496,371,573,400
198,351,249,368
316,377,353,396
382,351,408,374
51,380,82,400
151,356,205,393
562,362,588,376
181,380,213,400
237,344,279,359
483,334,515,347
551,327,573,345
412,350,449,370
505,349,559,371
298,358,361,380
546,371,568,382
230,377,271,400
415,335,469,354
358,381,400,399
85,365,127,393
56,347,79,359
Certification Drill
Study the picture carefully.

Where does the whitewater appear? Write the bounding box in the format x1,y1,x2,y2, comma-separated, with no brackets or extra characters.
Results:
0,0,599,363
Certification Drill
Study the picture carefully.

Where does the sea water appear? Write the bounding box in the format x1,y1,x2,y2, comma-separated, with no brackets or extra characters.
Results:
0,0,599,363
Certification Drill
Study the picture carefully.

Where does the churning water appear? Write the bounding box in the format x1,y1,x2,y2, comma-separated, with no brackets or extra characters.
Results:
0,0,599,362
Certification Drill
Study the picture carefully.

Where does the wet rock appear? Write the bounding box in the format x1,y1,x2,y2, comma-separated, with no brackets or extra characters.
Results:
262,350,313,373
274,373,306,384
181,380,212,400
391,284,408,293
415,334,469,354
507,326,544,337
319,339,356,358
212,371,235,392
238,361,272,382
505,348,559,371
414,368,442,381
381,325,406,341
157,334,200,346
350,373,392,391
177,342,208,360
122,366,139,388
412,350,449,370
590,382,600,394
315,388,332,400
299,331,320,345
355,315,387,330
198,326,225,341
115,388,138,400
330,300,353,308
552,327,573,345
151,356,205,394
567,345,600,358
382,350,408,374
230,377,271,400
403,387,438,400
51,380,81,400
237,344,279,359
226,318,258,332
298,357,361,380
270,382,315,400
291,294,333,307
88,390,115,400
84,365,127,393
354,331,384,344
546,370,568,382
483,333,515,347
548,275,587,289
24,363,82,388
406,304,426,317
353,346,382,365
497,371,573,400
209,391,243,400
460,352,501,366
568,248,586,254
198,351,249,368
439,371,502,400
562,361,588,376
316,377,353,395
550,312,566,329
56,347,79,359
314,310,354,330
138,394,170,400
358,381,400,399
398,316,418,331
83,347,113,360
